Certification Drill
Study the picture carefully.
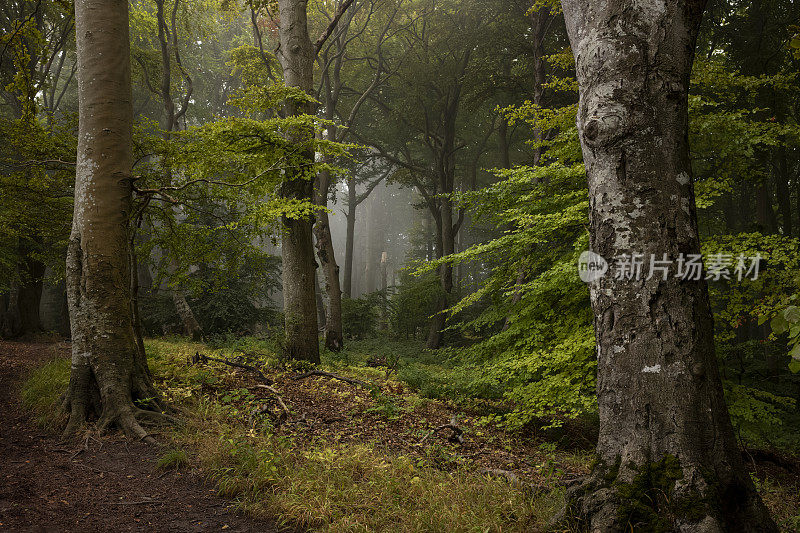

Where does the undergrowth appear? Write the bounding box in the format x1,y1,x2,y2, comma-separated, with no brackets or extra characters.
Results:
20,336,800,532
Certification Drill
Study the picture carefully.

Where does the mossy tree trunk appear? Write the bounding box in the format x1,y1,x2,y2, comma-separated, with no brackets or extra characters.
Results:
560,0,777,530
276,0,320,364
64,0,165,441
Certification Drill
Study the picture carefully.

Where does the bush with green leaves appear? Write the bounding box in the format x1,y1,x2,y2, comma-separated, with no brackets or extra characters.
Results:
342,294,381,339
391,271,446,340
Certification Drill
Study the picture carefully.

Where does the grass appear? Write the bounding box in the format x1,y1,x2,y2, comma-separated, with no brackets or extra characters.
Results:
20,335,800,532
21,356,70,429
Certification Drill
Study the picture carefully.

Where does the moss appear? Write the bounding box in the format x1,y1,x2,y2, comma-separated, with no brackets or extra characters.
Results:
613,455,686,532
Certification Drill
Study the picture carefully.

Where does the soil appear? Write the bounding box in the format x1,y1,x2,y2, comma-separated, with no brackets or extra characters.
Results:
0,339,280,533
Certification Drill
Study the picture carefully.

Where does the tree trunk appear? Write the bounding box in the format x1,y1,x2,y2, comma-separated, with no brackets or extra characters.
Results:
172,289,202,340
314,269,326,330
756,179,778,234
775,146,792,236
426,196,453,349
314,202,344,350
560,0,777,530
276,0,319,363
64,0,165,441
153,0,204,340
343,175,357,298
17,260,44,334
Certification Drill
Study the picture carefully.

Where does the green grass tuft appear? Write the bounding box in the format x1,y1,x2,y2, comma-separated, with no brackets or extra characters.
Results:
157,448,189,470
21,357,70,429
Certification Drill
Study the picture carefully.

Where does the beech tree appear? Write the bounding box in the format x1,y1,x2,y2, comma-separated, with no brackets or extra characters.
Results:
63,0,165,440
560,0,777,530
275,0,354,362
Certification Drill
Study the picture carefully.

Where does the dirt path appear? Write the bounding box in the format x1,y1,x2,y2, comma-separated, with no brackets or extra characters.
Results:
0,340,279,532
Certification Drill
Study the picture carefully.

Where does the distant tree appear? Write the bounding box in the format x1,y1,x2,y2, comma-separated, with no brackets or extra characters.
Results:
560,0,777,529
64,0,166,440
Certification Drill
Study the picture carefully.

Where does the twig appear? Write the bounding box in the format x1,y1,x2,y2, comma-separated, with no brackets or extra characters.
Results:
191,352,272,384
292,370,380,391
105,498,160,506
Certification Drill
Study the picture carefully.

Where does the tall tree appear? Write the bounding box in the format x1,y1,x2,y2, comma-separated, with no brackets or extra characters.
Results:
64,0,165,440
275,0,321,362
275,0,354,362
560,0,777,530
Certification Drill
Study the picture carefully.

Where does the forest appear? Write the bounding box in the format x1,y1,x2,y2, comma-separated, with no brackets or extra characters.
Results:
1,0,799,530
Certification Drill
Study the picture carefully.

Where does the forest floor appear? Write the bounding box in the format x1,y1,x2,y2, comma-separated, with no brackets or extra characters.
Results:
5,336,800,531
0,339,280,532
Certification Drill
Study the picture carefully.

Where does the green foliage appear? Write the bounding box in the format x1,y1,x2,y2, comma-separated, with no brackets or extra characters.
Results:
341,294,380,340
391,271,445,340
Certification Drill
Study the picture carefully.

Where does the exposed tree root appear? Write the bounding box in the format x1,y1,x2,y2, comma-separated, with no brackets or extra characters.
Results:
558,456,778,533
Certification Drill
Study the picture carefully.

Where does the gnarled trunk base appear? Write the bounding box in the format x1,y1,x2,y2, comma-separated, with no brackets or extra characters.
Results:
564,452,774,532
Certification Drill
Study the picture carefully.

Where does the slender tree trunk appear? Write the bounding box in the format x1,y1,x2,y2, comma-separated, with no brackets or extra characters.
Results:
314,269,326,330
756,179,778,234
775,146,792,236
497,117,511,169
0,292,9,338
314,202,344,350
276,0,319,363
796,171,800,238
171,289,202,339
314,143,344,349
561,0,777,530
426,196,455,349
17,252,44,334
153,0,203,340
343,175,357,298
64,0,165,441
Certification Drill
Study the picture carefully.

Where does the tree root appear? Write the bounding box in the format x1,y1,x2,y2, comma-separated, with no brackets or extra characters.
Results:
292,369,380,391
556,457,778,533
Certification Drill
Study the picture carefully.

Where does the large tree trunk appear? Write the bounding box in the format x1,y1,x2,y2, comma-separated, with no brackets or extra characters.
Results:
64,0,165,441
276,0,319,363
561,0,777,530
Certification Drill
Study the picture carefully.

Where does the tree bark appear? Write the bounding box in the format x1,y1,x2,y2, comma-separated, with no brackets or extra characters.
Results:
64,0,165,441
17,253,44,334
276,0,319,363
343,175,357,298
313,188,344,350
560,0,777,530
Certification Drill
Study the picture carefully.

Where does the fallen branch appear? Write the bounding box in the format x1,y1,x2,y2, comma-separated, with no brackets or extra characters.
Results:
416,416,464,446
191,352,272,384
292,370,380,391
250,384,291,415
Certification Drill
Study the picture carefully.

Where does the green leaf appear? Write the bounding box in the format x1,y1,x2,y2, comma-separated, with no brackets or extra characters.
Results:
790,344,800,360
784,306,800,323
788,359,800,374
770,314,789,335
